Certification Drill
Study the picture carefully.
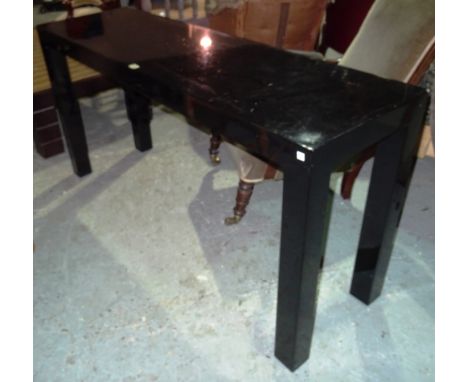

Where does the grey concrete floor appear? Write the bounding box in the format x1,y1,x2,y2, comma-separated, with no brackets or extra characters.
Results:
33,89,434,381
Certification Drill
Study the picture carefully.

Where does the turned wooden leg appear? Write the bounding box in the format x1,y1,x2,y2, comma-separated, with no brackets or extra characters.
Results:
209,134,222,165
225,180,254,225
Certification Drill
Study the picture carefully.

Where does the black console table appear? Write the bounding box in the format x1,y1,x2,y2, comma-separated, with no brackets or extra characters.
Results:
38,8,429,372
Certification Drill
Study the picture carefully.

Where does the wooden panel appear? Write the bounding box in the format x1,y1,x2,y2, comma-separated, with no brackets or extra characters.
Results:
34,137,65,159
35,123,62,142
208,7,241,37
33,90,55,111
33,107,58,127
408,42,435,85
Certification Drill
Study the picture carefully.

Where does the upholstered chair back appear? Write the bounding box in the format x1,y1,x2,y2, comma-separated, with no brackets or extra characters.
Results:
340,0,434,82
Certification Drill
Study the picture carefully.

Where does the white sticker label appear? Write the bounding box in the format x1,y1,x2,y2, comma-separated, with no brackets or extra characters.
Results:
296,151,306,162
128,63,140,70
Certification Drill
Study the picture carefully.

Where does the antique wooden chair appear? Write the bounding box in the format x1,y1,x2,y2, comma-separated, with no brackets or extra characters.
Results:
205,0,330,223
212,0,434,224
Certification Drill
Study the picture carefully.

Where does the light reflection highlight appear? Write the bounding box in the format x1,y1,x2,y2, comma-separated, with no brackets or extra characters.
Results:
200,35,213,50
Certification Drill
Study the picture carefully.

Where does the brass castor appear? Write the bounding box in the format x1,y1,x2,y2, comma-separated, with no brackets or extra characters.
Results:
210,153,221,165
224,214,242,225
209,135,222,165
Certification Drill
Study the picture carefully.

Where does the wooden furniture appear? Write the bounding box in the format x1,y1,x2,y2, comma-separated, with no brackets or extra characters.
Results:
217,0,434,221
208,0,328,51
337,0,434,199
33,0,119,158
206,0,329,223
38,8,428,371
34,30,115,157
135,0,201,20
341,41,435,199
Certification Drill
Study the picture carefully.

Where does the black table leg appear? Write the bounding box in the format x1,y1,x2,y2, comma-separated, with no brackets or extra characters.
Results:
124,89,153,152
40,43,91,177
275,165,332,371
350,100,429,304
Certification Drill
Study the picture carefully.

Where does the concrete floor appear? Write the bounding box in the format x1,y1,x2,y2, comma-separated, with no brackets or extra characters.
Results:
33,88,434,381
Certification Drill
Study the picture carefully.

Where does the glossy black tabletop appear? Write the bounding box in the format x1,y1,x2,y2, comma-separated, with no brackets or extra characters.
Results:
38,8,424,154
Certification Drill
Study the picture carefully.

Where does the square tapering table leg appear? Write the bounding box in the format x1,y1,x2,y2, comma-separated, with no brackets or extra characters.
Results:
124,89,153,152
40,43,91,177
274,165,332,371
350,100,429,304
